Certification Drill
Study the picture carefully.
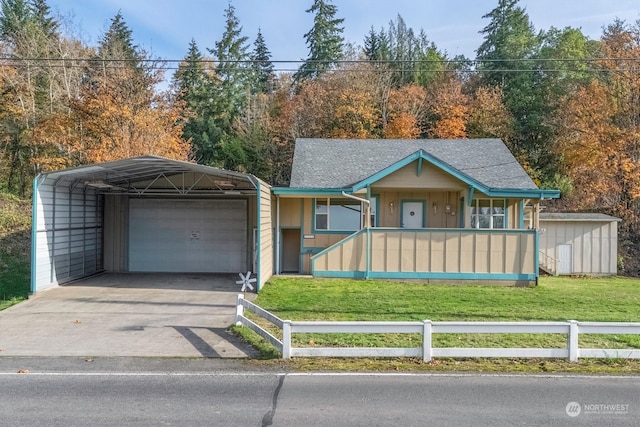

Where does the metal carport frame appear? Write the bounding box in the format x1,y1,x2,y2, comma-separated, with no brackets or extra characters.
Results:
31,156,273,293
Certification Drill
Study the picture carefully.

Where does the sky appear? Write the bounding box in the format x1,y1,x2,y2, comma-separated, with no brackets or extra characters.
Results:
46,0,640,68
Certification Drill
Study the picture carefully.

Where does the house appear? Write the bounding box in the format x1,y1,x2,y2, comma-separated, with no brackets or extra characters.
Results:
538,213,620,276
30,138,566,295
272,138,560,285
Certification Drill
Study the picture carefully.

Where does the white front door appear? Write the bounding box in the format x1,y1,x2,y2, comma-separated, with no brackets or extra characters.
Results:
402,202,424,228
557,244,573,275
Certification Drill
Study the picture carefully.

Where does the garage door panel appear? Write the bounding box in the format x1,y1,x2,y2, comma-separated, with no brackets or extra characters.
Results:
129,199,247,273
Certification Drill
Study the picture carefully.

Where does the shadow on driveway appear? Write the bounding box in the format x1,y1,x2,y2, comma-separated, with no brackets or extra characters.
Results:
0,273,259,358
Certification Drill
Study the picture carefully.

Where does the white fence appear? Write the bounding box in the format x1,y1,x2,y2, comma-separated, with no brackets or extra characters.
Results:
235,295,640,362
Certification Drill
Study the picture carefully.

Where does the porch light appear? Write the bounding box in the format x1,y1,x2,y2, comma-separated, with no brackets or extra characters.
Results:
432,201,438,214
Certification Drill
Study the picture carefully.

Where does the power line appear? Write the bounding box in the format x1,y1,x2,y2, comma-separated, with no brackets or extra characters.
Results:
1,56,639,73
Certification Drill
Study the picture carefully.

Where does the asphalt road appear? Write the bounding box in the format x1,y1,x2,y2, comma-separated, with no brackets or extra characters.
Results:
1,362,638,426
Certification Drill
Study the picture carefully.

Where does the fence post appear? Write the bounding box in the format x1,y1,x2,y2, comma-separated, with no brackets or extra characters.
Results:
282,320,292,359
235,294,244,326
423,320,433,362
568,320,579,362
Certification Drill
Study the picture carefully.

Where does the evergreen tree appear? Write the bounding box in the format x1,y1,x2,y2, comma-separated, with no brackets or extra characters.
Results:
294,0,344,82
97,11,139,63
208,2,250,112
206,2,254,169
476,0,555,184
29,0,57,38
251,28,274,94
172,39,222,165
476,0,539,86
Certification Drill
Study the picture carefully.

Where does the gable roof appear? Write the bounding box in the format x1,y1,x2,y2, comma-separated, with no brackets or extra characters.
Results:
286,138,558,198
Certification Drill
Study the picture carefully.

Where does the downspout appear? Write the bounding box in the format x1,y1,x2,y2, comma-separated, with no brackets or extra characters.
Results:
342,191,371,279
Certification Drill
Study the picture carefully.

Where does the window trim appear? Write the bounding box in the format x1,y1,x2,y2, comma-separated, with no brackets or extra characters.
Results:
313,197,377,232
471,199,506,229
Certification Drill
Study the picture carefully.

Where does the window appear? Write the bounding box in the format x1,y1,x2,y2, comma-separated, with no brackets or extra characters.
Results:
315,197,376,231
362,196,377,227
471,199,505,229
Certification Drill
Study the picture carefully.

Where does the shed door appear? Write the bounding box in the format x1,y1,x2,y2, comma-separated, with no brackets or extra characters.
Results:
557,244,573,275
129,199,247,272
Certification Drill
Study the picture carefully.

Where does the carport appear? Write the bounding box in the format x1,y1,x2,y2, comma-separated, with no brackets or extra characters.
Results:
31,156,273,293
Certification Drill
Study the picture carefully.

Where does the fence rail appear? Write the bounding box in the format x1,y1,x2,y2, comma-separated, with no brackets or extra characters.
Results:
235,295,640,361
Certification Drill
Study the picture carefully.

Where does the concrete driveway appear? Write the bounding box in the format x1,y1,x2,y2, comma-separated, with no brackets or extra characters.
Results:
0,273,259,358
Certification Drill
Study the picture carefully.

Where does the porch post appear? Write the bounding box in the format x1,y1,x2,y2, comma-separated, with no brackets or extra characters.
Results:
275,195,281,275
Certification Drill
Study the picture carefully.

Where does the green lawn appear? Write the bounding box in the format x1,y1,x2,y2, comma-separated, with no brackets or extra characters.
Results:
0,192,31,311
236,276,640,372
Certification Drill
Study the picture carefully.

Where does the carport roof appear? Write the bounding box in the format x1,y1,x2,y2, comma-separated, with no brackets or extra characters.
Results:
38,156,258,193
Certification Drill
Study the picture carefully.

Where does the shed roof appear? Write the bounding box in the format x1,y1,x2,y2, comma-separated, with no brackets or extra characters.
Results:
540,213,621,222
289,138,538,190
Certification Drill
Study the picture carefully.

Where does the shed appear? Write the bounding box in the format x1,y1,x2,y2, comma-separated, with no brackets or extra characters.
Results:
31,156,273,293
538,213,620,276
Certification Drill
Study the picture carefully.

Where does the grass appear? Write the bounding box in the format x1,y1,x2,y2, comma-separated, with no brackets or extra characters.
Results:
234,276,640,373
0,192,31,310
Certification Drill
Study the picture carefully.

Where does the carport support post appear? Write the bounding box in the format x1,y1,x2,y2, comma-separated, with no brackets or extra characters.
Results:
235,294,244,326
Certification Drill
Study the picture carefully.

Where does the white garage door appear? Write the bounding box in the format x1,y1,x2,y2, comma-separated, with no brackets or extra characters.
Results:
129,199,247,272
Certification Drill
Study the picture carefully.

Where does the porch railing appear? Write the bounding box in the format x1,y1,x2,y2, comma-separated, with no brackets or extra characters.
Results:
311,228,538,281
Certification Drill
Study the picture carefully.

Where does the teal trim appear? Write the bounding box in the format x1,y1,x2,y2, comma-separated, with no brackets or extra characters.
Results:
417,157,423,177
313,270,367,279
400,200,426,228
312,197,360,234
519,200,525,229
467,187,474,206
535,229,540,279
279,227,302,274
372,194,380,227
315,271,536,281
365,227,371,279
371,227,535,235
459,198,465,227
505,200,509,229
30,176,40,293
311,229,366,261
253,178,262,291
485,189,560,199
347,149,561,199
351,151,424,191
272,187,347,196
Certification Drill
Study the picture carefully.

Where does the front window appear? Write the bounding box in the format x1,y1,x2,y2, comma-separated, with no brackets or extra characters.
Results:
471,199,505,229
315,197,376,231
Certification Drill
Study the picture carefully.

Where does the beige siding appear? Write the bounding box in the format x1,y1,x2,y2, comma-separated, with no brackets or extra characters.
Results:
374,161,464,189
314,229,536,277
279,198,302,227
375,190,460,228
256,179,273,288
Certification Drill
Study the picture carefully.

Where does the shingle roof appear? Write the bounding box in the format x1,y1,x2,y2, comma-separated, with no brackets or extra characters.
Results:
540,213,621,222
289,138,538,190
